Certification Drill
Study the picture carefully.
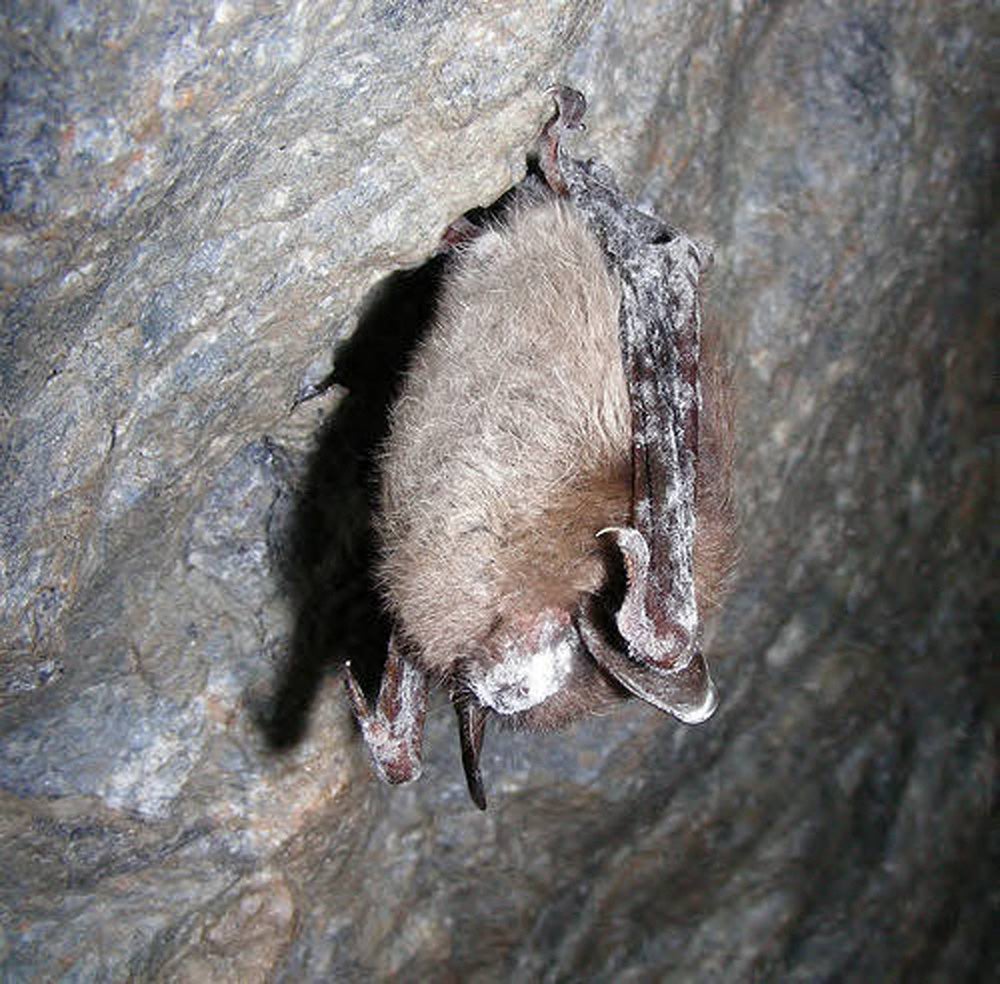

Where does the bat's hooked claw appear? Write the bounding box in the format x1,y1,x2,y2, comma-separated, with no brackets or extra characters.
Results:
344,633,429,786
540,85,587,195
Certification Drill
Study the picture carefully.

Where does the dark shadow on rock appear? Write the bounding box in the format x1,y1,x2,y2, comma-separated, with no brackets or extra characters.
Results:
258,253,450,750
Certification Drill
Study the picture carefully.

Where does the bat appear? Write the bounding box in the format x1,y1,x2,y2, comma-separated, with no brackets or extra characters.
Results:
345,86,736,809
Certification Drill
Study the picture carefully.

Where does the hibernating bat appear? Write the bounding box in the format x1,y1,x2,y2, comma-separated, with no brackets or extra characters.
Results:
345,86,736,809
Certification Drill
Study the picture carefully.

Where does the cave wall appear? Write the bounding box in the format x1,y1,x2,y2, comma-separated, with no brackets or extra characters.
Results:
1,1,994,979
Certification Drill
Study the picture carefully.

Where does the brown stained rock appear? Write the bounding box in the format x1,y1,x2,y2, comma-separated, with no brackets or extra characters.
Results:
158,873,297,984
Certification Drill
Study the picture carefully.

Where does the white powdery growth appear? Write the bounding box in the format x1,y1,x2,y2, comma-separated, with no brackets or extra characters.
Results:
470,617,576,715
660,237,704,639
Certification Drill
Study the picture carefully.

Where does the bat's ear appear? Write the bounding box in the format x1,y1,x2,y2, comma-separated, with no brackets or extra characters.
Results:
577,595,719,725
453,695,489,810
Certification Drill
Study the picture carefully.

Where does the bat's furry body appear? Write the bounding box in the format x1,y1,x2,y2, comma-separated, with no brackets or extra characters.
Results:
345,87,736,807
379,199,631,727
378,196,734,730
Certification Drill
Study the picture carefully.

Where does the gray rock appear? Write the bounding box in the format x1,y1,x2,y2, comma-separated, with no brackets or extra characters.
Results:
0,0,993,980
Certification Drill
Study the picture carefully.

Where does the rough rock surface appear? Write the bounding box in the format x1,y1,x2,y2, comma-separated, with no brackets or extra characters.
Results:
0,1,994,980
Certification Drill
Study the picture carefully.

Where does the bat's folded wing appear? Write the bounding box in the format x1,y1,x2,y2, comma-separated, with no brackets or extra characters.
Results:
565,155,719,725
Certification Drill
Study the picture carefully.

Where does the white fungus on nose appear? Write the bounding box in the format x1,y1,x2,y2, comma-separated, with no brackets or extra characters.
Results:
470,618,576,714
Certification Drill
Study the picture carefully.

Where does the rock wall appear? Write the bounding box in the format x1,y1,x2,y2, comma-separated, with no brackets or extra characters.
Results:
1,1,993,979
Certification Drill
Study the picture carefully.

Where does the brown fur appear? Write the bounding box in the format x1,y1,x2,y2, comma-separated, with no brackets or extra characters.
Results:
377,196,735,721
693,320,739,615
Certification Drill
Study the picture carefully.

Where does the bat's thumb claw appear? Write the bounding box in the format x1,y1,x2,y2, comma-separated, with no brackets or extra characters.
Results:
595,525,627,539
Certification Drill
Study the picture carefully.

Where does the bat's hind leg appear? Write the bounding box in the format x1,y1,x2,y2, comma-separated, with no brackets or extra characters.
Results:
344,632,428,785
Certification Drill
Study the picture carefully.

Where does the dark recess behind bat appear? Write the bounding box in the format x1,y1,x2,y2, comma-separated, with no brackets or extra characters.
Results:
261,256,446,748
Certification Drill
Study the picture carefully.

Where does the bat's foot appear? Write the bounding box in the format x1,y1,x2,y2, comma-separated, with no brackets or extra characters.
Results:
540,84,587,195
344,632,429,785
